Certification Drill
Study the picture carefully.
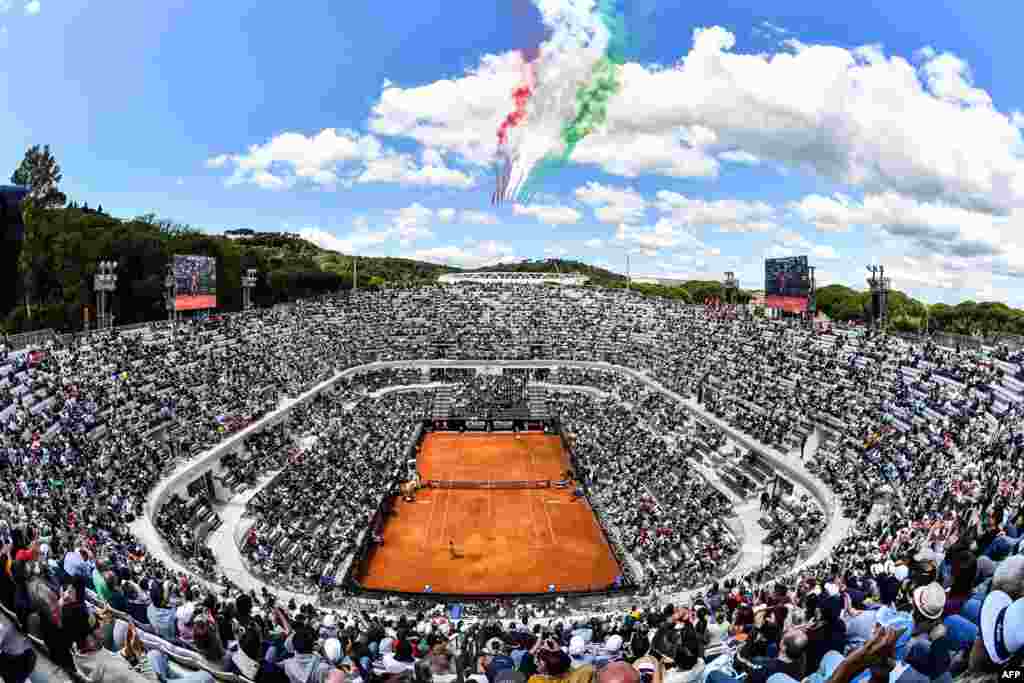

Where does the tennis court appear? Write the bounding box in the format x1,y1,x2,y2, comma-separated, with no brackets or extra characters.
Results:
358,432,622,594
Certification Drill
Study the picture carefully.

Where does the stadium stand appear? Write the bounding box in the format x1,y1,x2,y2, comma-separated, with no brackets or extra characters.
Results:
1,284,1023,683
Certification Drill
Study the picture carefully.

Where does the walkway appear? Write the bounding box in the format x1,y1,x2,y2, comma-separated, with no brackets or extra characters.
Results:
132,358,850,606
203,471,314,607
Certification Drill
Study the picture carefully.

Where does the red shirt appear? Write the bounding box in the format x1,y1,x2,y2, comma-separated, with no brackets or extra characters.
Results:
15,547,37,562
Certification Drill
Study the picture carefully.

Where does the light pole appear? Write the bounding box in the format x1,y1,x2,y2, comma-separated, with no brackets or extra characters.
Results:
94,261,118,331
242,268,258,311
723,271,738,304
866,265,891,332
164,263,176,339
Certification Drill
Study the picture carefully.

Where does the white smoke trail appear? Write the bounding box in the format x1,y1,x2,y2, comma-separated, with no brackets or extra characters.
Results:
497,0,610,203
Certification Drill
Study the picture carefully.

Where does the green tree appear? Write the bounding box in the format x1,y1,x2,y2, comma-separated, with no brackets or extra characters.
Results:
11,144,67,209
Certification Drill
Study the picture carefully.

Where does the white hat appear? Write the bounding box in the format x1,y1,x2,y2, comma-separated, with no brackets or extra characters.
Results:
323,638,342,664
569,635,586,657
322,613,337,628
980,591,1024,665
911,583,945,621
823,583,840,597
605,634,623,654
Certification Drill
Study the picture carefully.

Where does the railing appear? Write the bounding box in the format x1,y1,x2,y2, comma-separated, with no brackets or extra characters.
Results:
140,358,840,607
4,327,57,350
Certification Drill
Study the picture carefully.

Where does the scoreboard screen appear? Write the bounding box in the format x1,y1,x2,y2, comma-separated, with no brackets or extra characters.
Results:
765,256,810,298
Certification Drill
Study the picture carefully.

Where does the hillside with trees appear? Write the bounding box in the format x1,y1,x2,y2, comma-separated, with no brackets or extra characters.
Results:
7,144,1024,339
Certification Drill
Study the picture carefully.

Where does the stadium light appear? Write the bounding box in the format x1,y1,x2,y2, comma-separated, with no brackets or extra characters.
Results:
94,260,118,331
242,268,258,311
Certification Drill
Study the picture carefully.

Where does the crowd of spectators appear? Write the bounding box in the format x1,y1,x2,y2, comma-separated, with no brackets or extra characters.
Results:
244,389,425,592
1,284,1023,683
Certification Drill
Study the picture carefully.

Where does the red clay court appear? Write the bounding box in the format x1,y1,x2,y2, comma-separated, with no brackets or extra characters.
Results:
358,433,622,594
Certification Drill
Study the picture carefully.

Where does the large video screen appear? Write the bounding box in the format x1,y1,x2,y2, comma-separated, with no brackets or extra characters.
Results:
765,256,810,298
174,255,217,311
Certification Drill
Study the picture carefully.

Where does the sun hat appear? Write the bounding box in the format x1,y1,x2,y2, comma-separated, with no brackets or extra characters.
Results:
980,590,1024,665
912,583,945,621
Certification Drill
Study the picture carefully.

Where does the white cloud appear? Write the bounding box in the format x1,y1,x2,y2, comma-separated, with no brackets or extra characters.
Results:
769,228,839,260
812,244,840,260
460,210,498,225
357,152,474,189
409,240,520,269
512,203,581,225
792,192,1016,261
615,218,708,256
584,238,605,249
654,191,777,233
605,32,1024,212
719,150,760,165
390,203,436,245
369,27,1024,212
299,226,391,254
569,130,720,179
207,128,473,191
0,1,12,13
918,51,991,106
297,202,440,254
23,0,38,15
765,244,795,259
761,21,789,35
790,193,859,232
574,182,647,224
205,154,230,169
176,178,185,186
434,208,498,224
421,148,445,167
544,245,569,257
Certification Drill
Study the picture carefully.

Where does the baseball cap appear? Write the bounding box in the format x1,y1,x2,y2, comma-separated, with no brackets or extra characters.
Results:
569,635,586,657
980,591,1024,665
605,634,624,653
912,583,945,621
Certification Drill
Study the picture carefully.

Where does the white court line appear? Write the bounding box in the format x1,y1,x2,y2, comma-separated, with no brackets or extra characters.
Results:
421,492,437,553
440,471,453,548
542,498,558,545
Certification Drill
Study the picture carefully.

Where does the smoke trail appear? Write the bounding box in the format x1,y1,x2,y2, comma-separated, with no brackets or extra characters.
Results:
495,0,626,205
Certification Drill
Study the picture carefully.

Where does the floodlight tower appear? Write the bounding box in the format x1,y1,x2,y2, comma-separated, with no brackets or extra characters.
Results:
723,271,739,304
164,263,176,336
866,265,891,330
94,261,118,331
242,268,258,311
808,266,817,327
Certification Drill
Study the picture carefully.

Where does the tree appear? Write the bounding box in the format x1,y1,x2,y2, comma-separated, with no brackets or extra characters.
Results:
10,144,67,209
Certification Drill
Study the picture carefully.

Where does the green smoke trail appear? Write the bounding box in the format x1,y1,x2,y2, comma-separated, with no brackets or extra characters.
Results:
519,0,626,203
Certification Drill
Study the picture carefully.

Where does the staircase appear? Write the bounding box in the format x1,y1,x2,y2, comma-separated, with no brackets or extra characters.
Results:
527,386,550,421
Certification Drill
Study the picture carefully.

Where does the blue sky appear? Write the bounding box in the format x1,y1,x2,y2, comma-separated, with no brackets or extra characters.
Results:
3,1,1024,305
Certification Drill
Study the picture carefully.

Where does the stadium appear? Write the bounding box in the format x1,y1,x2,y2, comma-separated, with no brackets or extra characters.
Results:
3,257,1023,683
4,1,1024,681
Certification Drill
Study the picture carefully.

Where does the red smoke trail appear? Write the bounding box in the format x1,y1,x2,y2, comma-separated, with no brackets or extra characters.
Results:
496,52,537,146
497,85,533,145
